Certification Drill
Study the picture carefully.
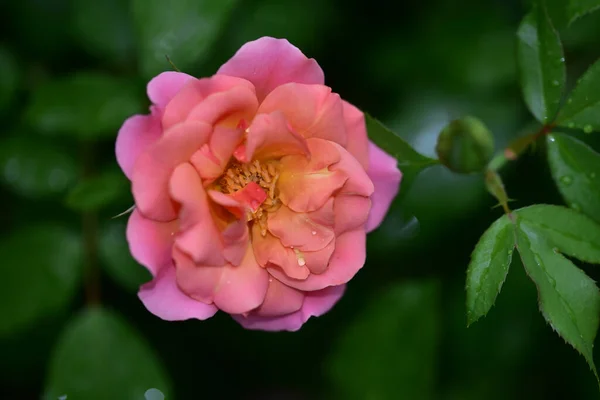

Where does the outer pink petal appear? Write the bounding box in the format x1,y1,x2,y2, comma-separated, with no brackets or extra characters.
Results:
173,248,223,304
213,246,270,314
233,285,345,331
126,209,177,277
138,263,218,321
365,142,402,232
115,110,161,180
170,163,225,266
258,83,346,145
342,101,369,169
162,75,255,130
242,111,310,162
334,195,371,235
268,229,366,291
251,224,310,280
131,120,212,221
252,278,304,317
147,71,194,109
329,141,374,197
278,138,347,213
217,37,324,102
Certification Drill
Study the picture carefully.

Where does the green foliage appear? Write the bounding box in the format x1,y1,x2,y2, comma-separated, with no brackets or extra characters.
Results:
44,308,171,399
0,135,78,198
566,0,600,24
65,170,129,212
556,58,600,132
516,220,599,380
365,114,438,196
132,0,239,78
547,134,600,222
517,2,566,124
99,220,151,292
0,47,19,112
71,0,135,64
0,225,82,337
327,280,440,400
26,72,144,140
466,215,514,325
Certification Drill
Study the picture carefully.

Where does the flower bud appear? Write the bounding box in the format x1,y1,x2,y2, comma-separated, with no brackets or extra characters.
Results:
435,116,494,174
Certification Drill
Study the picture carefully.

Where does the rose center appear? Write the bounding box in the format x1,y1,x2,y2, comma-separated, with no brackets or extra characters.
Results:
216,159,281,235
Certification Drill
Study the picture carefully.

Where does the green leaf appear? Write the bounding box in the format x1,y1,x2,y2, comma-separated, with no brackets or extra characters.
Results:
0,225,82,337
466,215,515,325
132,0,239,78
365,114,438,196
0,135,78,198
516,3,566,124
327,280,440,400
516,204,600,263
547,134,600,222
0,46,19,112
557,58,600,132
516,221,600,380
65,170,129,212
45,307,171,399
26,72,144,139
99,221,151,292
72,0,135,64
567,0,600,24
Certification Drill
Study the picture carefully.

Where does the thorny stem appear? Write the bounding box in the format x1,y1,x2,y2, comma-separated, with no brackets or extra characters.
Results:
81,142,100,305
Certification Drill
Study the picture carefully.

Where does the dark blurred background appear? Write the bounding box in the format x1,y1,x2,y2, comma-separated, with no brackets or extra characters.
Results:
1,0,600,399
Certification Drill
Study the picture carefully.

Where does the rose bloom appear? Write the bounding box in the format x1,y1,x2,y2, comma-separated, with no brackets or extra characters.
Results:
116,37,401,331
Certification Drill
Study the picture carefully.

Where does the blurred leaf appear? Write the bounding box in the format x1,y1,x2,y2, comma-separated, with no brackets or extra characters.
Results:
0,225,82,337
26,72,144,139
132,0,239,78
327,280,440,400
0,47,19,112
547,134,600,222
556,59,600,132
72,0,135,64
145,388,165,400
567,0,600,24
516,220,599,381
44,307,171,399
466,215,514,325
516,204,600,263
365,114,438,197
0,135,78,198
65,170,128,212
484,170,510,213
517,3,566,124
99,220,151,292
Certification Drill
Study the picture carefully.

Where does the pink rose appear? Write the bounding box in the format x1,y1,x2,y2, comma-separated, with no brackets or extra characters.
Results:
116,37,401,331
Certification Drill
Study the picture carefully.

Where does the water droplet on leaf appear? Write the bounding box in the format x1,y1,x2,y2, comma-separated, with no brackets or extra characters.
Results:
559,175,573,186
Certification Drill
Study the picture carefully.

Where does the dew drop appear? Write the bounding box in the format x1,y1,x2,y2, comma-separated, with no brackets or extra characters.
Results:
559,175,573,186
311,230,317,236
583,125,593,134
534,254,543,266
571,202,582,212
298,258,306,267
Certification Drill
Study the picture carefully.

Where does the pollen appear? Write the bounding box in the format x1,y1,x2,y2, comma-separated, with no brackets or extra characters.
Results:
216,159,281,236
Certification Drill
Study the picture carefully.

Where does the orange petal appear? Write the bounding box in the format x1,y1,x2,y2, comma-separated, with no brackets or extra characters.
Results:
251,224,310,280
252,278,304,317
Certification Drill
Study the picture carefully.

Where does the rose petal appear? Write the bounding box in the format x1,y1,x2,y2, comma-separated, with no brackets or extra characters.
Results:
329,141,374,197
267,201,334,252
169,163,225,266
115,110,161,180
131,120,212,221
162,75,255,130
243,111,310,162
228,182,267,212
342,101,369,169
213,246,270,314
252,278,304,317
147,71,194,109
207,190,250,266
258,83,346,145
126,209,177,277
278,138,347,213
191,126,244,181
252,224,310,280
268,229,365,291
138,264,218,321
232,284,345,331
174,247,223,304
333,195,371,235
217,37,324,102
186,85,258,128
365,141,402,232
302,238,336,275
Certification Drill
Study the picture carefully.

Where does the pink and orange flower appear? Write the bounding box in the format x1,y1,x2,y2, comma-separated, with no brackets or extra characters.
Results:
116,37,401,331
